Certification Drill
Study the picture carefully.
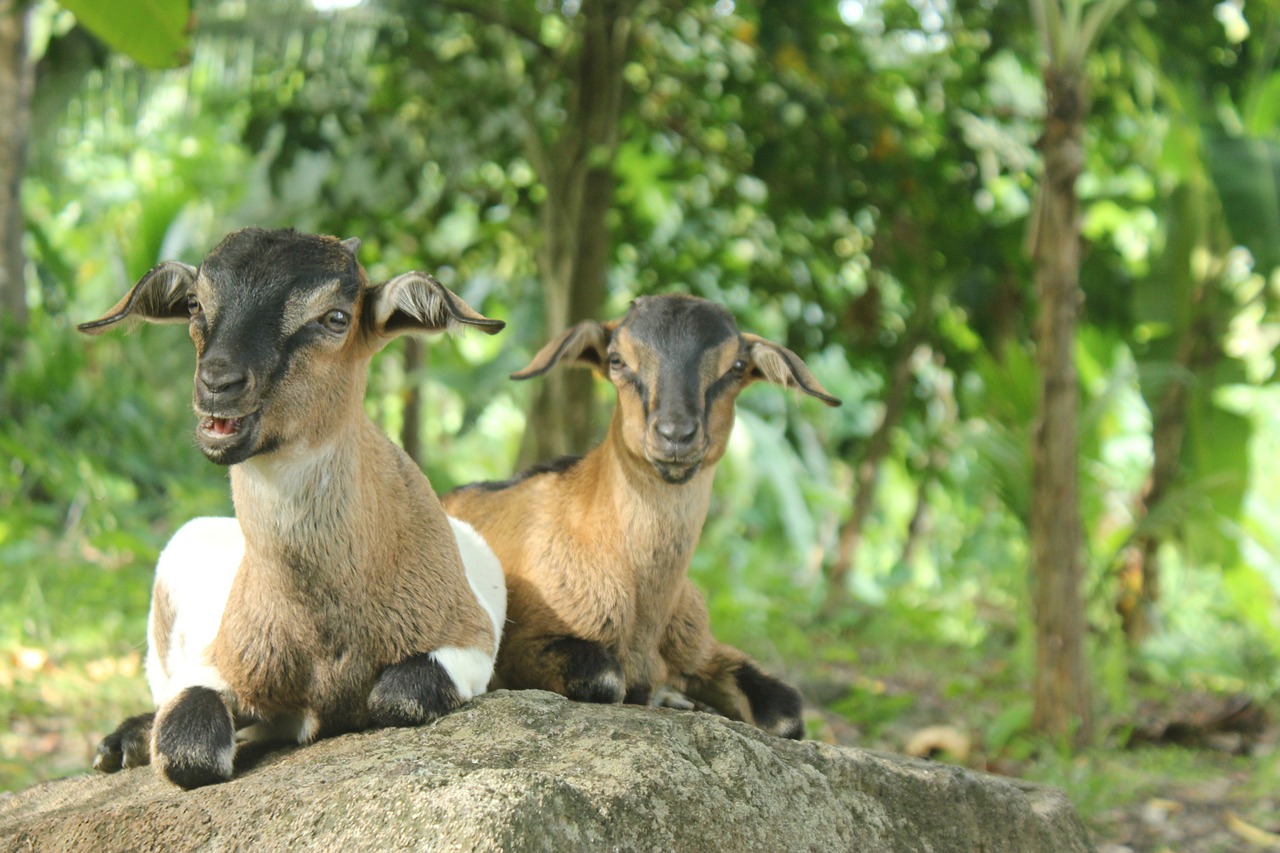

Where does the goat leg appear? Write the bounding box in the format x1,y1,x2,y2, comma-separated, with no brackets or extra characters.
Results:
682,642,805,740
367,653,463,728
151,686,236,789
93,711,156,773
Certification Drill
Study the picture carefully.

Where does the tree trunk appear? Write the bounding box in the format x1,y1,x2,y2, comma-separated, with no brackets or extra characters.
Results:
1118,177,1224,646
1118,312,1217,644
401,337,425,468
1028,66,1092,743
824,336,918,610
0,0,30,362
517,1,632,467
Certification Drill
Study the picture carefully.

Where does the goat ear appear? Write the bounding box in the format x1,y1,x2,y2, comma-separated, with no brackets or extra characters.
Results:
367,272,505,339
741,333,842,407
511,320,616,380
77,261,197,335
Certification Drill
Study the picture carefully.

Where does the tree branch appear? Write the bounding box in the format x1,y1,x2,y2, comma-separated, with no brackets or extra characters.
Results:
432,0,557,63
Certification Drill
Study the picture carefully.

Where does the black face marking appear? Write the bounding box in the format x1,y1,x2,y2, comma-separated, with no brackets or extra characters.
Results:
703,349,747,411
367,653,463,728
154,686,235,789
93,711,156,773
190,229,363,465
620,295,738,356
545,636,625,704
734,662,804,740
621,296,737,417
453,455,583,494
615,296,743,479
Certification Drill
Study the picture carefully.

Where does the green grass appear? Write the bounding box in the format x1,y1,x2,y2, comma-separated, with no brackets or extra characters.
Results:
0,531,156,791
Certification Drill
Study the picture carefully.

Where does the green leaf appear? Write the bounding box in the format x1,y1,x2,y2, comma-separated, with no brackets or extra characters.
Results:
1222,565,1280,647
1244,70,1280,138
1204,132,1280,276
58,0,191,69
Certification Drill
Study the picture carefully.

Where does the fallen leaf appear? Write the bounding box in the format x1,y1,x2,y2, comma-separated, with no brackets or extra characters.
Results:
905,725,971,760
13,647,48,672
1225,811,1280,849
1140,798,1183,827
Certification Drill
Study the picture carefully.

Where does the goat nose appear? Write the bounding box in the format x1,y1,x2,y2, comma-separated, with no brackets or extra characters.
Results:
198,359,250,395
655,416,698,445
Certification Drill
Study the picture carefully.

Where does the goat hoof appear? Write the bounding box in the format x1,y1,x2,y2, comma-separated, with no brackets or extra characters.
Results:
735,662,805,740
649,685,697,711
546,637,626,704
368,653,462,728
153,687,235,789
93,711,156,773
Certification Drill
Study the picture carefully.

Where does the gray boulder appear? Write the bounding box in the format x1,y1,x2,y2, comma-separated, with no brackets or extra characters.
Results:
0,690,1094,852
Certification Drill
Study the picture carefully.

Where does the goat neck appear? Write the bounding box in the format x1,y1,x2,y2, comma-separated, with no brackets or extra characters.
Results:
590,407,717,558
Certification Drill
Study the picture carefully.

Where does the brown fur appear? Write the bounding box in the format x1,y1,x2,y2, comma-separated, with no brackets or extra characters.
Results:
218,405,494,735
150,582,176,677
444,294,840,735
81,228,503,746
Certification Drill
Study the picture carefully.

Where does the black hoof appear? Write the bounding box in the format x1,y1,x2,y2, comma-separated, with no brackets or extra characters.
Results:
368,653,462,728
94,711,156,772
546,637,625,704
153,687,236,789
735,662,805,739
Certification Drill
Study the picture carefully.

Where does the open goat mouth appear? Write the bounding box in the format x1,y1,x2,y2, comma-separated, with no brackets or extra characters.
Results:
200,416,244,438
196,410,258,444
195,409,261,465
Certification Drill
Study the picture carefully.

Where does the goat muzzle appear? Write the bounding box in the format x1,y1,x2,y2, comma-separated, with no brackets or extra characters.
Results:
194,408,263,466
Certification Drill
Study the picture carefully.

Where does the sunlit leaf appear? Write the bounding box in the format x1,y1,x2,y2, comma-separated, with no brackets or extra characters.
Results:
58,0,192,69
1205,133,1280,276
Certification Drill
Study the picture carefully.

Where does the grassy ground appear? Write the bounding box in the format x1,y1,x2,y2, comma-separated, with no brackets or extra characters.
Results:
794,625,1280,853
2,548,1277,853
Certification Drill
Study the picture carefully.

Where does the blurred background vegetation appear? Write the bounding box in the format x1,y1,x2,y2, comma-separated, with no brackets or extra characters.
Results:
1,0,1279,849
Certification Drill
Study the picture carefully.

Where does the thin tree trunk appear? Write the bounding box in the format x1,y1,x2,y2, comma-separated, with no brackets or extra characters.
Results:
401,337,424,468
898,465,934,571
0,0,31,363
1118,177,1224,645
1028,66,1092,742
1118,315,1217,643
824,335,920,610
517,1,632,466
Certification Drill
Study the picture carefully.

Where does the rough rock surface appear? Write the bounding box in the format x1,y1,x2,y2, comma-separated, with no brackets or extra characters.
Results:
0,690,1094,852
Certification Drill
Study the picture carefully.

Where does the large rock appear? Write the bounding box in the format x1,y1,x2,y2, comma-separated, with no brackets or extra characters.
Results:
0,690,1093,852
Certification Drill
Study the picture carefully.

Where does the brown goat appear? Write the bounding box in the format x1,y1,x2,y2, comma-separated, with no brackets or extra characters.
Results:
81,228,507,788
444,294,840,738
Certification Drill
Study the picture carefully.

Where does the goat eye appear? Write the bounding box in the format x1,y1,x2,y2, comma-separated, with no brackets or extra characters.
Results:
186,295,201,316
732,359,748,375
322,310,350,333
607,353,626,370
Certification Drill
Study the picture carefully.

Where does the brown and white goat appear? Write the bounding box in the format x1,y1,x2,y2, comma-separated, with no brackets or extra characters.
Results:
443,294,840,738
81,228,506,788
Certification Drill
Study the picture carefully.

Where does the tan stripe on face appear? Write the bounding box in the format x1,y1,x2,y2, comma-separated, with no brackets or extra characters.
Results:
703,338,741,385
282,280,347,334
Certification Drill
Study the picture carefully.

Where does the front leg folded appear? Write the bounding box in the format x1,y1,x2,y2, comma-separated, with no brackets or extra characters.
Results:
367,653,463,728
93,711,156,773
682,642,805,740
151,686,237,789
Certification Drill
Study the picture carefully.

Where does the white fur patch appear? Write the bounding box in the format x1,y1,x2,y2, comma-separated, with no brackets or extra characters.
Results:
148,517,243,705
235,442,341,531
448,516,507,657
430,646,495,701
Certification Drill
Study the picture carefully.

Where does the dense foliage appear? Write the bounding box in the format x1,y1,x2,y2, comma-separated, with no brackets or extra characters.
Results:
1,0,1278,846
